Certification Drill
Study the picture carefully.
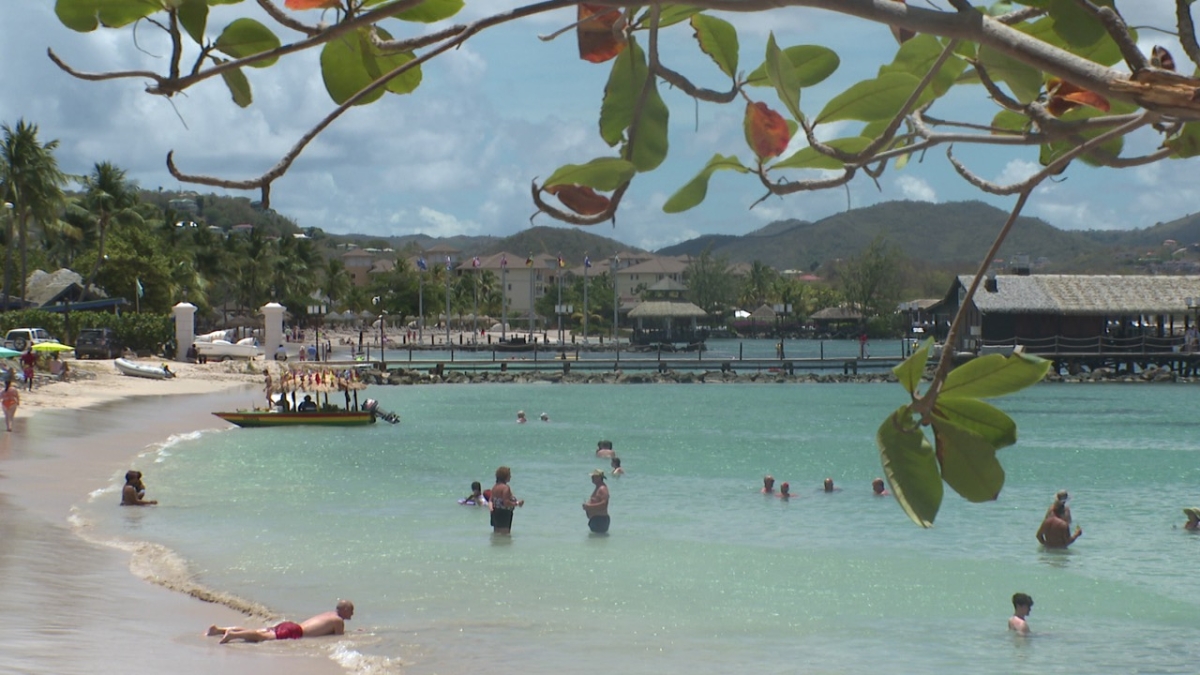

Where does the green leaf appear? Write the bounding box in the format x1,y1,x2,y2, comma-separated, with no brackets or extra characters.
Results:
933,397,1017,449
543,158,637,191
879,34,966,98
1167,121,1200,159
893,338,932,395
215,18,281,68
1046,0,1111,47
816,73,927,125
770,136,873,170
179,0,209,45
690,14,739,79
663,154,749,213
878,406,943,528
941,351,1050,399
320,27,421,106
55,0,160,32
991,110,1030,134
600,37,670,171
1022,12,1128,67
216,60,252,108
932,417,1006,503
1039,106,1125,167
765,33,803,123
208,0,245,5
368,0,464,23
976,43,1042,103
745,45,839,88
639,4,703,28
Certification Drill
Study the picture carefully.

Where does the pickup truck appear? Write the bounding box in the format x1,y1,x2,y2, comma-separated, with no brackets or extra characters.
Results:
3,328,58,351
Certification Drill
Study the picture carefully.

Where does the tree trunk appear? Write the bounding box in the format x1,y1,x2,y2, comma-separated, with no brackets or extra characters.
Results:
1,214,12,309
83,218,107,296
18,211,27,303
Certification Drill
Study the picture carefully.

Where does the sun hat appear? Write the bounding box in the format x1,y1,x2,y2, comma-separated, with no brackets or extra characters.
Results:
1184,507,1200,520
591,469,606,479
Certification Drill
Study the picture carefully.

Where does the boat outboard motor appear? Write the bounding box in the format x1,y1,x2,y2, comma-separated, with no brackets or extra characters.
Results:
363,398,400,424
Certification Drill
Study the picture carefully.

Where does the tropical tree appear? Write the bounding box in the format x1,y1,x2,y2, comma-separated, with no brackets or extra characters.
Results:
77,161,142,294
685,249,738,318
835,236,904,318
739,261,780,310
321,257,352,308
0,119,68,305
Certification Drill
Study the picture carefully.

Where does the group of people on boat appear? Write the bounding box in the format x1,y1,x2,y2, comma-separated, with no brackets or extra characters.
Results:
262,367,365,413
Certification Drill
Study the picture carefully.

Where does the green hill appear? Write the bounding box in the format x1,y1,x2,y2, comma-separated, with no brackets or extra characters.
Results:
656,201,1108,270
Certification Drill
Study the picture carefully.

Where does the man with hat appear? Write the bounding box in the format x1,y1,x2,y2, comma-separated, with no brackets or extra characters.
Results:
1184,508,1200,531
582,469,610,534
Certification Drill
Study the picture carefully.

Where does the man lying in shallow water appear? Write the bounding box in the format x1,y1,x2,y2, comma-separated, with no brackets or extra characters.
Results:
206,599,354,644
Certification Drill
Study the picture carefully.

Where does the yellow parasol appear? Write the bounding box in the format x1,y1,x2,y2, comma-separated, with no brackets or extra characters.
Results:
31,342,75,353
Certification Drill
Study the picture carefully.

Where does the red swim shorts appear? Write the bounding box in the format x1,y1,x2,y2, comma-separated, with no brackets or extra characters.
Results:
273,621,304,640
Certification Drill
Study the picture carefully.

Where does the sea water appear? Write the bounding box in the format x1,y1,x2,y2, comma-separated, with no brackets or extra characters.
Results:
78,380,1200,675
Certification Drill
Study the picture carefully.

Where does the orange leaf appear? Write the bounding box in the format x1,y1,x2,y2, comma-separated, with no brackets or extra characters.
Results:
284,0,340,9
888,0,915,45
545,184,611,216
744,102,792,160
1045,78,1110,117
577,4,626,64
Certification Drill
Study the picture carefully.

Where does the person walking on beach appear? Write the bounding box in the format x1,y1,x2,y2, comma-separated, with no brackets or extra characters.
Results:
20,347,36,391
121,470,157,506
1037,501,1081,548
207,599,354,643
1,380,19,431
1008,593,1033,635
583,469,610,533
489,466,524,535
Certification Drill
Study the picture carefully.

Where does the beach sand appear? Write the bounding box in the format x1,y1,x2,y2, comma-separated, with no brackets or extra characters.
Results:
0,359,346,675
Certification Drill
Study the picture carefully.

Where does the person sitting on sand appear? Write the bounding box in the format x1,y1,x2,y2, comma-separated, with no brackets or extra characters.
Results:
207,599,354,644
872,478,889,496
1036,501,1082,548
121,470,157,506
1008,593,1033,635
761,475,775,494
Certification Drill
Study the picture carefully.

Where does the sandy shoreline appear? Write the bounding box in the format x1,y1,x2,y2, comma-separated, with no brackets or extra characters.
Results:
0,359,345,675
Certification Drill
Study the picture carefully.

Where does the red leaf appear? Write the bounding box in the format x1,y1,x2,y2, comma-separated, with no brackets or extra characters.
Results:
888,0,915,45
1045,78,1110,117
577,4,626,64
744,102,792,160
545,184,611,216
284,0,340,9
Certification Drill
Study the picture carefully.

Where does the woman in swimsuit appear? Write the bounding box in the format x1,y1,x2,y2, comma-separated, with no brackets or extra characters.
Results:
489,466,524,535
1,380,19,431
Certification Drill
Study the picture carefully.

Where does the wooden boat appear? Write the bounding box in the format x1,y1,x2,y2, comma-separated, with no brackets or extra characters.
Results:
213,398,399,428
114,358,176,380
213,410,376,427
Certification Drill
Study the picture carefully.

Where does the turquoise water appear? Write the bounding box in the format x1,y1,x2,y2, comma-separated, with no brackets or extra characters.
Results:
82,382,1200,674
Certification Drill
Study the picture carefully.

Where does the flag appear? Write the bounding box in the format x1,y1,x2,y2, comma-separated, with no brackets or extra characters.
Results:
525,253,534,268
417,257,427,271
445,255,452,270
584,255,592,268
135,278,144,298
472,256,481,268
501,254,508,268
557,254,565,269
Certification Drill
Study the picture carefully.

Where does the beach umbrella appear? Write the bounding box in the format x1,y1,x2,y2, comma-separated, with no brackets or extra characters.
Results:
31,342,75,353
0,346,21,358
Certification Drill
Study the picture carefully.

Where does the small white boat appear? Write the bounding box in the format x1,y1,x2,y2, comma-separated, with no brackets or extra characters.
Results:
194,337,262,361
114,358,176,380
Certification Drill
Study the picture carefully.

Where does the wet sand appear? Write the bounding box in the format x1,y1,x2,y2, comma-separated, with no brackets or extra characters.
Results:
0,360,345,675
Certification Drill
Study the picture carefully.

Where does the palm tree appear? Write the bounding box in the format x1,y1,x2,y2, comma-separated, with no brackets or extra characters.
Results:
78,162,141,294
0,120,68,306
321,257,351,308
739,260,779,309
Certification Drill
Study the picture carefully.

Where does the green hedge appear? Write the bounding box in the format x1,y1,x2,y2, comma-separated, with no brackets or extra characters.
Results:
0,310,174,353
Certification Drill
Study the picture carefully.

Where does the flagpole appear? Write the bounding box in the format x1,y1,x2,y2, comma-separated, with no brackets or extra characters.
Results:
556,253,563,348
583,256,589,344
473,264,479,344
445,257,452,347
612,255,619,344
528,254,534,341
418,271,424,343
501,256,508,341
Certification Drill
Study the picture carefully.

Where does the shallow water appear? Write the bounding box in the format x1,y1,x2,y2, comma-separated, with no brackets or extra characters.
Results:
78,381,1200,675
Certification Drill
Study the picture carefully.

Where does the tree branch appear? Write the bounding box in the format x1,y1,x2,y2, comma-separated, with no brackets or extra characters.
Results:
1177,0,1200,71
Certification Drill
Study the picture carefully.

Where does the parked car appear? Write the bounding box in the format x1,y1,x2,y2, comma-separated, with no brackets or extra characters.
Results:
75,327,123,359
3,327,58,351
194,337,262,361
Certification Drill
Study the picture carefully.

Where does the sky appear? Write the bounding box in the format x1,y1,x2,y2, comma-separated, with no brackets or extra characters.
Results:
2,2,1197,251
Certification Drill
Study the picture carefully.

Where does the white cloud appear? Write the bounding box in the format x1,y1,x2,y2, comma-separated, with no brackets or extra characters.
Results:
419,207,482,237
894,175,937,203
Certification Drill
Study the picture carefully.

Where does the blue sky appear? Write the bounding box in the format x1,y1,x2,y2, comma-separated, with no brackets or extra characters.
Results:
1,2,1196,250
